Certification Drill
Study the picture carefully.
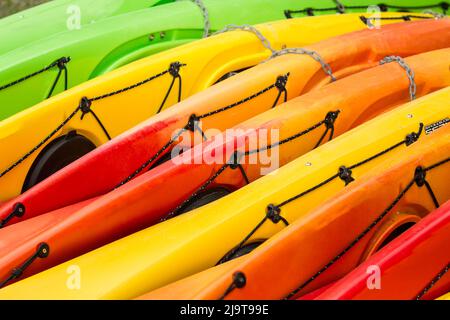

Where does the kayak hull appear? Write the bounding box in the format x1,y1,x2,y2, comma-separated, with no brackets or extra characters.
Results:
1,18,448,217
0,86,448,300
140,99,450,300
0,0,306,119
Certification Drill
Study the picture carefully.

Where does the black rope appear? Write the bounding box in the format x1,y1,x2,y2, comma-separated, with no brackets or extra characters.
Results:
314,111,339,149
217,203,289,266
89,62,186,102
164,110,341,221
116,74,290,189
164,163,233,220
0,203,25,229
218,272,247,300
271,75,288,108
163,110,337,264
414,166,440,208
0,57,70,94
156,62,184,114
352,124,423,172
245,111,340,157
0,106,80,180
285,157,448,299
0,63,186,182
376,2,448,11
197,74,289,120
46,57,70,98
217,123,435,300
217,123,425,298
216,112,340,260
285,5,363,18
284,2,449,18
416,263,450,300
79,97,111,140
278,123,423,209
0,243,49,288
360,14,433,26
229,151,250,184
164,149,254,221
286,179,417,298
185,114,208,141
116,129,187,188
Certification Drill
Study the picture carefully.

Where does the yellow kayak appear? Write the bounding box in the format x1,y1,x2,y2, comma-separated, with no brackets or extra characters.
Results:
0,12,438,201
438,293,450,300
1,87,448,300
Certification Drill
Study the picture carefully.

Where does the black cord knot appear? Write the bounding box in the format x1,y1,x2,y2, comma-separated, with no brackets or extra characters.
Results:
232,272,247,289
338,166,355,185
229,151,244,170
228,151,250,184
57,57,71,69
266,204,287,224
79,97,111,140
413,165,440,208
405,123,424,146
185,114,200,132
314,110,340,149
79,97,92,119
169,62,183,77
47,57,70,98
156,62,185,114
306,8,314,16
184,114,207,141
271,74,289,108
284,10,293,19
275,74,288,91
414,166,427,187
378,4,388,12
325,110,340,129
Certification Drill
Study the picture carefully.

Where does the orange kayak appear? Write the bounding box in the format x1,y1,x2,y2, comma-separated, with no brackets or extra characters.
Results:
1,19,450,228
313,200,450,300
139,123,450,300
0,49,448,290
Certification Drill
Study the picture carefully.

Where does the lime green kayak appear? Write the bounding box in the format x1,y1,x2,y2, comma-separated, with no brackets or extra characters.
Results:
0,0,447,120
0,0,171,56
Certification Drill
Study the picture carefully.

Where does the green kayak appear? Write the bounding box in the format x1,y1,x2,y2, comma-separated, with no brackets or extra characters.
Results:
0,0,447,120
0,0,172,56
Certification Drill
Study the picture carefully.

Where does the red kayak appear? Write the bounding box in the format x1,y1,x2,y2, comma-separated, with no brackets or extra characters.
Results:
312,201,450,300
1,19,450,228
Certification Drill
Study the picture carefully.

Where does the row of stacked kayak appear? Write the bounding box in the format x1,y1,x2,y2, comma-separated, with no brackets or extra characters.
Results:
0,0,448,300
